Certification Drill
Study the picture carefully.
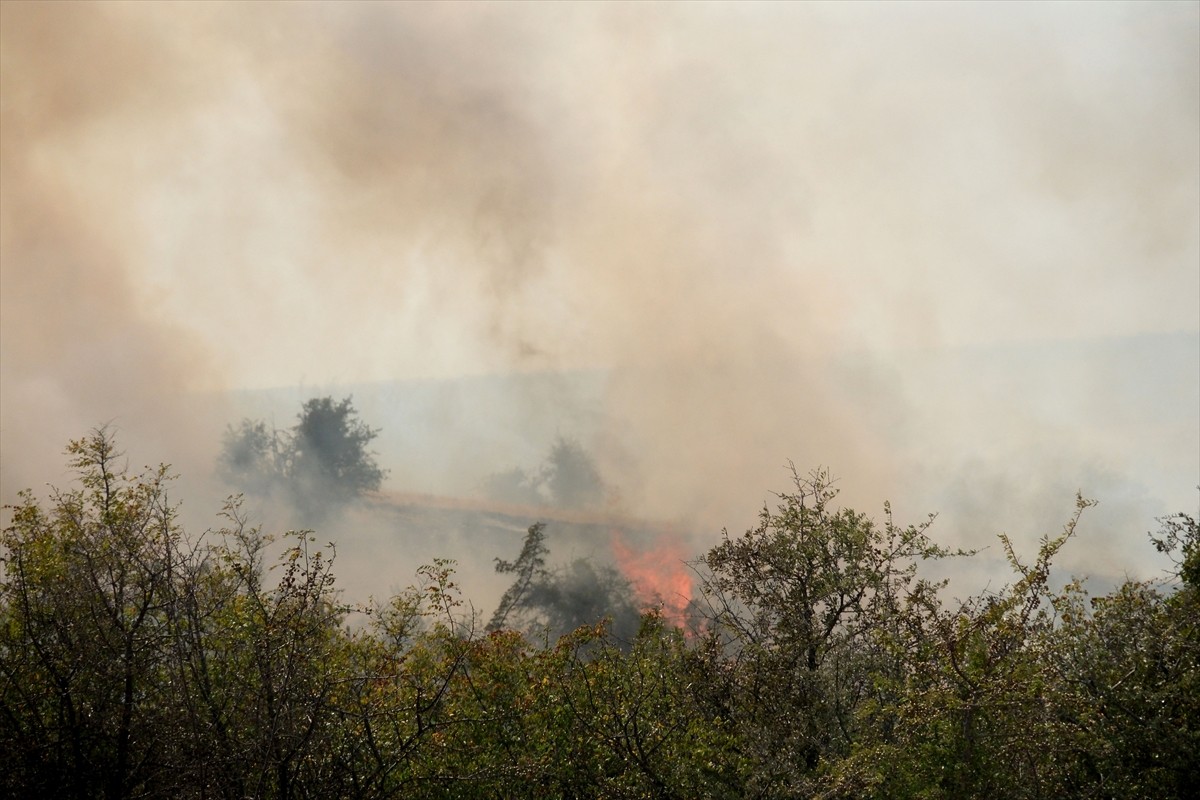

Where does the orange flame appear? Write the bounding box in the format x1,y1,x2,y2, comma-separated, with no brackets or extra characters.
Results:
610,528,693,629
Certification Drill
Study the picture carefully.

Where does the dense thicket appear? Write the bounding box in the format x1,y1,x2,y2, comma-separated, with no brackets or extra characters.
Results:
2,431,1196,798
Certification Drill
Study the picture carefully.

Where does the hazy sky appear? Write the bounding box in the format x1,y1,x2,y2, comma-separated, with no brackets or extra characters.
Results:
2,1,1197,586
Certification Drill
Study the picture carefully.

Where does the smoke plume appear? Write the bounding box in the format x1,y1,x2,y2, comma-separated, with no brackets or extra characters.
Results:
3,2,1197,604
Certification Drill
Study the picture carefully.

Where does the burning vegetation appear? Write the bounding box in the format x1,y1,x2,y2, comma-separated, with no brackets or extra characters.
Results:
3,428,1197,798
610,527,695,630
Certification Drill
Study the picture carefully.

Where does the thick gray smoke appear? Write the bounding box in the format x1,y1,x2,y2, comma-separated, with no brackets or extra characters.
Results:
3,2,1197,604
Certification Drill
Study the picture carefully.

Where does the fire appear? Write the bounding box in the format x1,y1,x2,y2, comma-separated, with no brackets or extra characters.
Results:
610,528,694,629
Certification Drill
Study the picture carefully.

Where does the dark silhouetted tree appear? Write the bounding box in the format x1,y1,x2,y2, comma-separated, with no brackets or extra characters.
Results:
542,436,604,509
290,396,386,502
219,418,282,495
219,396,386,516
489,522,642,641
481,435,605,510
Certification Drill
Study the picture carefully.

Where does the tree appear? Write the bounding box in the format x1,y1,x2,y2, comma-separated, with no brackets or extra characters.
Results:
0,430,192,797
10,433,1198,798
290,396,386,500
192,509,353,799
481,435,605,510
829,496,1097,800
488,523,550,632
219,395,387,517
218,418,281,495
2,430,367,799
693,467,959,796
489,522,642,641
556,615,745,799
828,496,1200,800
542,436,605,510
480,466,543,508
1038,509,1200,798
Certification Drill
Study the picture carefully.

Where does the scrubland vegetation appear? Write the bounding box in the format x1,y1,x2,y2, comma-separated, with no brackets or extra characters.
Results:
2,426,1196,799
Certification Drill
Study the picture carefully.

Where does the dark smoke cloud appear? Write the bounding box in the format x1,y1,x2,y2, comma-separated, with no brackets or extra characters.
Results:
3,2,1197,600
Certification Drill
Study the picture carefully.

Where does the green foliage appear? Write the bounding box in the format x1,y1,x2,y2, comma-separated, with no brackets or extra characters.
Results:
832,495,1200,800
1,430,187,798
1,430,366,798
1151,509,1200,590
695,466,962,796
832,496,1096,799
5,434,1197,798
